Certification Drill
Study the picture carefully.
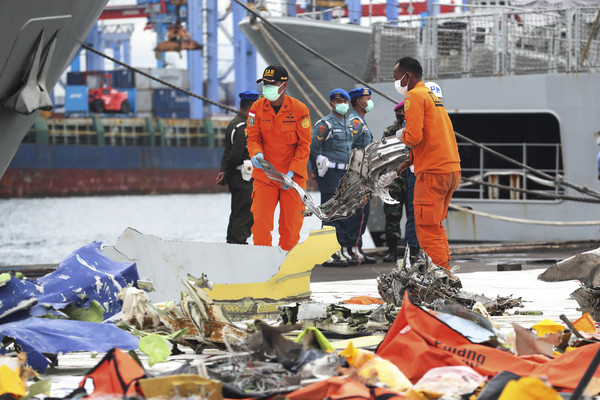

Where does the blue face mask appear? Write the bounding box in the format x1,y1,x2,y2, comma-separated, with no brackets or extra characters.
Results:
263,84,283,101
334,103,349,115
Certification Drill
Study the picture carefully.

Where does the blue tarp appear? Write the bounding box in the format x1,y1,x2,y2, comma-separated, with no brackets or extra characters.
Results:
0,241,139,322
0,318,140,372
0,242,141,371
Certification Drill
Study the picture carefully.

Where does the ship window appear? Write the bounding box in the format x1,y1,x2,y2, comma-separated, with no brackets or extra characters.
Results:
449,112,563,201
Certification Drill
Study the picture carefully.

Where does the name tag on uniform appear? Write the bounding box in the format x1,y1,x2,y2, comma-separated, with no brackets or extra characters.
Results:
332,128,343,133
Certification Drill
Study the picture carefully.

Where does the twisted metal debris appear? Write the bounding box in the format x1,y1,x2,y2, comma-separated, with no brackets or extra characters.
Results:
260,136,410,221
377,258,523,316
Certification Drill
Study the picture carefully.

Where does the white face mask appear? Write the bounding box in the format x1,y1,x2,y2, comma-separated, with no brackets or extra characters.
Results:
597,136,600,145
394,73,408,96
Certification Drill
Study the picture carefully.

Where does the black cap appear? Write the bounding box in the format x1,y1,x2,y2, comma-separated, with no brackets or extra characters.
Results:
256,65,288,83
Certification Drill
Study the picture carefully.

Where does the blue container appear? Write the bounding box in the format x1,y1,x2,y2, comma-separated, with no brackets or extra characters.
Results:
113,69,135,88
152,89,190,111
154,110,190,119
67,72,84,86
64,86,89,115
152,89,171,111
169,92,190,110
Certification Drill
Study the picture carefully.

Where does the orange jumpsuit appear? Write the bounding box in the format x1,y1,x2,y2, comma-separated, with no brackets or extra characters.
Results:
246,95,311,251
402,81,461,269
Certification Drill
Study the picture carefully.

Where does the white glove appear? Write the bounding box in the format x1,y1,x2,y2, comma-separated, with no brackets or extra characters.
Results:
395,128,405,141
378,171,398,188
241,159,253,181
316,155,330,177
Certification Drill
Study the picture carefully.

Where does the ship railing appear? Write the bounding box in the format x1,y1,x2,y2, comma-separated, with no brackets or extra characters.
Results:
365,6,600,81
455,142,564,201
250,0,347,21
24,117,229,148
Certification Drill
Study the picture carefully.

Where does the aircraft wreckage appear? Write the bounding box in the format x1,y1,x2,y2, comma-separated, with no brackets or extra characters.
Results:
259,136,410,221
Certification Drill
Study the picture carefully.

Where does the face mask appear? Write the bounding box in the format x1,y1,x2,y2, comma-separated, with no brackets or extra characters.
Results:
334,103,349,115
396,114,404,124
263,84,283,101
597,136,600,145
364,99,374,113
395,73,408,96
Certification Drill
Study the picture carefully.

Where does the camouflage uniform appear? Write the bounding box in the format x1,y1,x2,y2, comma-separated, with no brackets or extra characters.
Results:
383,122,408,243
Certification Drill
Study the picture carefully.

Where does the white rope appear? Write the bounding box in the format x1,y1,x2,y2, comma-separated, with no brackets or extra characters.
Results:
449,203,600,226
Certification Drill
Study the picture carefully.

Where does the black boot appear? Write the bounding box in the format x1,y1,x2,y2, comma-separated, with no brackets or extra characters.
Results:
322,250,349,267
341,247,359,265
357,247,377,264
382,238,398,263
409,246,420,264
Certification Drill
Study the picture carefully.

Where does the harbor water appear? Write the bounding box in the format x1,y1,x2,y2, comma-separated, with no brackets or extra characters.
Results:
0,192,377,267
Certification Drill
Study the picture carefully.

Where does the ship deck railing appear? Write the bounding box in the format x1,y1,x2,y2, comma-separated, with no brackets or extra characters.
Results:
24,116,232,148
455,142,564,201
365,6,600,81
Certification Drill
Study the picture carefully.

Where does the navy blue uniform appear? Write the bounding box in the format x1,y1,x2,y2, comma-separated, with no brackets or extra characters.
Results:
310,112,355,246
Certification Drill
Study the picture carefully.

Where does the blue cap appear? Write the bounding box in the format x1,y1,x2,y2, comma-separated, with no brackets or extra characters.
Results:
349,87,372,99
239,90,260,101
329,88,350,101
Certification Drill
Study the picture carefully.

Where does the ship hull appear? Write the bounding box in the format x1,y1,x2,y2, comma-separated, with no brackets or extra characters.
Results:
239,16,372,119
0,143,226,197
366,72,600,243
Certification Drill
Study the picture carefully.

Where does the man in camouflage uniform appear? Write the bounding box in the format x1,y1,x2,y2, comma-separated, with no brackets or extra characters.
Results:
216,90,260,244
382,102,408,262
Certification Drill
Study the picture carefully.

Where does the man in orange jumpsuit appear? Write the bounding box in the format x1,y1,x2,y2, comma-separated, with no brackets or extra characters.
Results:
380,57,461,269
246,65,312,251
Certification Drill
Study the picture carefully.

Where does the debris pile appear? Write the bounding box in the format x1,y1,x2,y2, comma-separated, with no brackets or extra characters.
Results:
377,257,523,315
4,241,600,399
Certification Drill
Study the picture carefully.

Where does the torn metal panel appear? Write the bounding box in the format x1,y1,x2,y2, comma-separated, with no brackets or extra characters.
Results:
103,227,288,303
0,318,139,372
0,242,138,322
104,227,338,305
538,247,600,320
206,227,338,304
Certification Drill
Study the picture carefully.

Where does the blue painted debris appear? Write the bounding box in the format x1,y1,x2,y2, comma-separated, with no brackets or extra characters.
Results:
0,242,139,321
0,318,140,372
0,242,141,372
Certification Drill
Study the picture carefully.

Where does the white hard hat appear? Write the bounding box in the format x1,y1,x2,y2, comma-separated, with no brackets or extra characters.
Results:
425,81,443,98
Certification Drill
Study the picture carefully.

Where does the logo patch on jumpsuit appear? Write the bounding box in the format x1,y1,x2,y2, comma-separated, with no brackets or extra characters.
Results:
301,118,310,128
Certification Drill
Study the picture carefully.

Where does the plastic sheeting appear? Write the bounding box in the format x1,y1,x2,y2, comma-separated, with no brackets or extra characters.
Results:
0,242,139,322
0,242,140,372
0,318,139,372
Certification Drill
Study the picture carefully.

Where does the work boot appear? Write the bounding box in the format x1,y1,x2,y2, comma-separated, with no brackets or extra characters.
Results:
382,238,398,263
359,247,377,264
409,246,420,265
322,251,349,267
351,246,377,264
341,247,359,265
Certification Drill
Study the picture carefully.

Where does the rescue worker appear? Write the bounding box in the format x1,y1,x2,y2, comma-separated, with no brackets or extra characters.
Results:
246,65,312,251
380,57,461,270
217,90,259,245
310,88,356,267
345,87,377,264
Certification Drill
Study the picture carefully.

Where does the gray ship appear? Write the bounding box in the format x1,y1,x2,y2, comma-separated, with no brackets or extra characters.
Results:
0,0,108,179
240,4,600,243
